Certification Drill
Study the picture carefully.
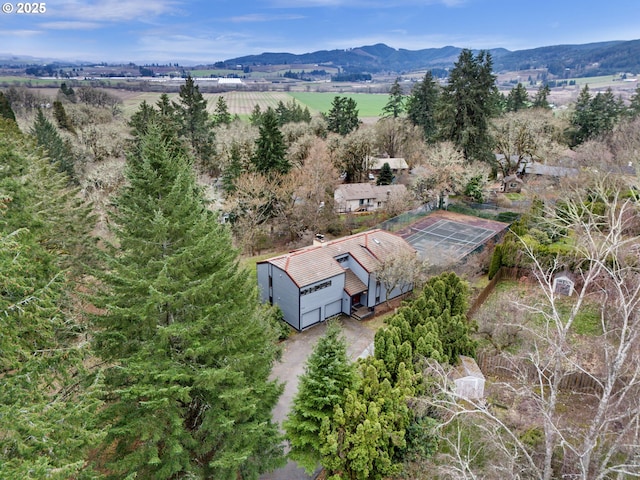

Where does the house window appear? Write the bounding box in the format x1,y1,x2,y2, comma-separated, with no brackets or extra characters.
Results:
359,199,364,205
300,280,332,296
336,256,348,264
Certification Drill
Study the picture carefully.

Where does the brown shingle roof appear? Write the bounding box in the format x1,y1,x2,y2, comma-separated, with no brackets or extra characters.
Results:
344,269,368,295
259,229,415,288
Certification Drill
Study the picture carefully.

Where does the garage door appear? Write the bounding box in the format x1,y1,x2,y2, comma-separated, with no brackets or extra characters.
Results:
301,308,320,329
325,300,342,319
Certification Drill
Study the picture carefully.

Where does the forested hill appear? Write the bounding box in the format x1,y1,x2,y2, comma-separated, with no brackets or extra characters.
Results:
222,39,640,76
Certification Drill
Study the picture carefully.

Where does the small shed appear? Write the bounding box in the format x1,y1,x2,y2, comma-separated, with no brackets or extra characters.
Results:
452,356,485,400
553,271,576,296
502,175,523,193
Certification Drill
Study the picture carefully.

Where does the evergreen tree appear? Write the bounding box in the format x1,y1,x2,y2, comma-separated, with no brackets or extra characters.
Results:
532,84,551,109
628,84,640,118
320,358,414,480
0,118,101,479
91,123,285,479
52,100,75,133
406,71,440,142
571,86,623,145
382,77,405,118
376,161,394,185
0,91,16,122
173,75,215,166
506,83,529,112
325,96,360,135
212,95,232,126
221,141,243,195
31,108,76,180
437,49,498,163
249,104,263,126
284,321,356,474
252,107,289,176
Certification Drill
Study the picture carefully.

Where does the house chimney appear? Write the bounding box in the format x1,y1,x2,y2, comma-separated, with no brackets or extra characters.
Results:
313,233,326,247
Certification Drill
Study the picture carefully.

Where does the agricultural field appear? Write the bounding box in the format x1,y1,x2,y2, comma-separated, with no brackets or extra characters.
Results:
0,76,61,86
116,90,389,120
290,92,388,117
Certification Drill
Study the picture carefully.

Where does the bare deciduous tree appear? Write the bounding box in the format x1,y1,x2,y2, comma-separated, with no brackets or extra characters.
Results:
425,178,640,480
374,249,427,306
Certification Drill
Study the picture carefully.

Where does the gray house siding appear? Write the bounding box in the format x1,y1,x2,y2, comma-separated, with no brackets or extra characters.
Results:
369,271,411,305
299,273,345,329
268,264,301,330
256,263,270,303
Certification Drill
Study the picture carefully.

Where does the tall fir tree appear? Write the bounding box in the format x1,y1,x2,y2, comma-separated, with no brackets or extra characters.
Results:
376,161,394,185
0,91,16,122
629,84,640,118
325,96,360,135
212,95,232,126
284,321,356,474
52,100,75,134
406,71,440,142
506,83,529,112
382,78,405,118
173,75,216,167
0,118,101,479
571,86,623,145
252,107,289,176
532,84,551,109
31,108,76,180
91,123,285,479
437,49,498,163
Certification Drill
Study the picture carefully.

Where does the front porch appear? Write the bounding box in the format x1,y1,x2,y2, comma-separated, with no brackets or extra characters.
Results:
351,304,373,321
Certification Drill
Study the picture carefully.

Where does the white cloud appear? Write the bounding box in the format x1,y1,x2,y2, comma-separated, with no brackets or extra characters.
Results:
40,21,102,30
0,30,42,38
229,13,306,23
46,0,181,22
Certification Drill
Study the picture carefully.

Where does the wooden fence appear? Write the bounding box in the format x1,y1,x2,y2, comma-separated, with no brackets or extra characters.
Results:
467,267,530,319
476,351,607,394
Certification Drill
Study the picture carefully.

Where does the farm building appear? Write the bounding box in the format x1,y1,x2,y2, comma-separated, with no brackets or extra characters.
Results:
334,183,407,213
256,229,416,330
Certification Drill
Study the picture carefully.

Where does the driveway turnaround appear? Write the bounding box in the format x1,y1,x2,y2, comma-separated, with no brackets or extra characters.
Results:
260,316,376,480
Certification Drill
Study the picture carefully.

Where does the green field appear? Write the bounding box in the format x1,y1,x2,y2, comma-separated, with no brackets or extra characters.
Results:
289,92,388,117
0,76,61,86
117,91,388,120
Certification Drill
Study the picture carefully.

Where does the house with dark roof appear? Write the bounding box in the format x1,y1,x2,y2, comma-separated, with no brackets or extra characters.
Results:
257,229,416,330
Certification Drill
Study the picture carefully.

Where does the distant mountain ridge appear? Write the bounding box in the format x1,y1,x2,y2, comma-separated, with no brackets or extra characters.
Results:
222,39,640,77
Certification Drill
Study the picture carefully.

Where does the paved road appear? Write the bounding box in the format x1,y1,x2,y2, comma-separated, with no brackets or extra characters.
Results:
260,317,376,480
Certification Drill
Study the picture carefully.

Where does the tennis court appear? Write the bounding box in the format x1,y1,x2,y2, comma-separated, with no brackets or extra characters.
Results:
397,211,509,266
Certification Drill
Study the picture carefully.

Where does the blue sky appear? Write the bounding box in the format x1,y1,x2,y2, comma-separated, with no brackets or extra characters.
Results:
2,0,640,64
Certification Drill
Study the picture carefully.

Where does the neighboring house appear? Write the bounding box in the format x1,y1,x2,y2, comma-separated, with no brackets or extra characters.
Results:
369,156,409,176
523,162,578,178
257,229,416,330
334,183,407,213
451,356,485,401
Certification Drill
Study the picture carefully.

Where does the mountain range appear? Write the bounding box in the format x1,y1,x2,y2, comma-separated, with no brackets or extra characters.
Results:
221,39,640,77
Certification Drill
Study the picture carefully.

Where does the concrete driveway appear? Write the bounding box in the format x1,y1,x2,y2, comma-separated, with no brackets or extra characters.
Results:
260,316,376,480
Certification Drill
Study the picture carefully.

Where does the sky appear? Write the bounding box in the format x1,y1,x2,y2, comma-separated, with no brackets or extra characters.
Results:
2,0,640,64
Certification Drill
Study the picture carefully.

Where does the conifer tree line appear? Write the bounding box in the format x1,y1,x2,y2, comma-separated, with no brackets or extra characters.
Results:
285,272,477,479
1,80,287,479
